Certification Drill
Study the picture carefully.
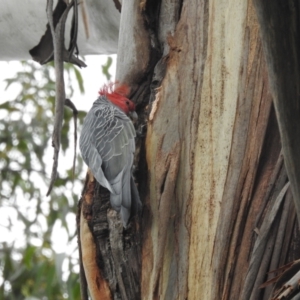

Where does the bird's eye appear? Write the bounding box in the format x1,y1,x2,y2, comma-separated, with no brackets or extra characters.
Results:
126,101,130,105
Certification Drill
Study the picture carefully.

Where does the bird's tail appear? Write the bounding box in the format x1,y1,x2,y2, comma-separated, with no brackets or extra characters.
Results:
110,175,141,227
130,176,142,216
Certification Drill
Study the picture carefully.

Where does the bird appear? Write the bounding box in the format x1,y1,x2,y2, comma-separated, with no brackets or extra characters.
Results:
79,83,141,227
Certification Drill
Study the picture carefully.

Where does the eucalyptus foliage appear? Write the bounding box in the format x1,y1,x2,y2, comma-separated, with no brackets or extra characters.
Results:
0,60,87,300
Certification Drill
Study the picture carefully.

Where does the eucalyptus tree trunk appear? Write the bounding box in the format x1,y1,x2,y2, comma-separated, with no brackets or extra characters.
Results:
80,0,300,299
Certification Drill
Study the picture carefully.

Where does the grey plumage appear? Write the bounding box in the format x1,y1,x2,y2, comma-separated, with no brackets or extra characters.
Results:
79,96,141,226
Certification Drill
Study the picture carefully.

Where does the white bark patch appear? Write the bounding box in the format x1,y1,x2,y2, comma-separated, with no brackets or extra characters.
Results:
188,0,247,298
116,0,150,83
149,88,161,122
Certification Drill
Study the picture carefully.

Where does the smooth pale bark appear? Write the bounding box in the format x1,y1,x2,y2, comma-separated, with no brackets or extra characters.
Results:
0,0,120,61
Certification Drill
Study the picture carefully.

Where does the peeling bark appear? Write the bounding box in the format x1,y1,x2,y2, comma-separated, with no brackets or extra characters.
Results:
79,173,111,300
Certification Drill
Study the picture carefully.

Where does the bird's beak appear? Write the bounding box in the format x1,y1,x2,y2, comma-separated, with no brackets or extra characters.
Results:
129,111,138,122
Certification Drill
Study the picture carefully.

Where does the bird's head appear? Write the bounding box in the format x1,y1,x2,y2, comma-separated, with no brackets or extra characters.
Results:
99,83,136,115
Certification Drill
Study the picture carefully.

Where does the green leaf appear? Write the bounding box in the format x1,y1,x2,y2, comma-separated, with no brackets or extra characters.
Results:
73,67,84,94
101,56,113,80
0,59,87,299
0,101,19,112
23,246,36,269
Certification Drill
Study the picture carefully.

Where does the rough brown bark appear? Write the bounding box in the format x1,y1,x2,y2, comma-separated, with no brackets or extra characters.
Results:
79,174,111,300
78,172,142,300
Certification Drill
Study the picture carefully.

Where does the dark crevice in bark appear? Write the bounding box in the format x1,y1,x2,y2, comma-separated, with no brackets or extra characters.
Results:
177,0,184,21
129,0,162,109
143,0,162,51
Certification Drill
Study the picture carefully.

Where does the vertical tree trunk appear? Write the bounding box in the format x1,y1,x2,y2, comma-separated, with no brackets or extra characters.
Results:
80,0,300,299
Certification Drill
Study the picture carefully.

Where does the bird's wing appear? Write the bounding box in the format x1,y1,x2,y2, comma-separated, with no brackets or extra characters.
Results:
92,101,136,180
80,97,138,226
